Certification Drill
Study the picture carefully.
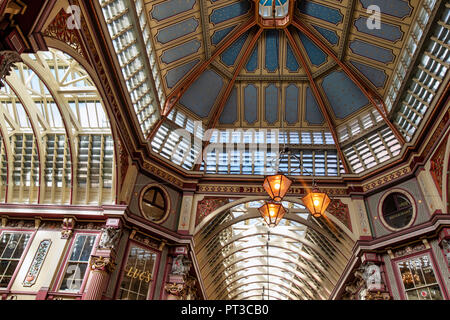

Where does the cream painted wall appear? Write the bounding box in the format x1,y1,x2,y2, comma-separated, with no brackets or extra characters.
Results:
10,229,69,294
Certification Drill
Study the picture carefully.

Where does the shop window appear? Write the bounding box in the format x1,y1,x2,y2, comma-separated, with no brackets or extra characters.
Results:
381,191,414,229
140,186,169,223
397,254,444,300
117,244,158,300
0,232,32,288
58,234,97,292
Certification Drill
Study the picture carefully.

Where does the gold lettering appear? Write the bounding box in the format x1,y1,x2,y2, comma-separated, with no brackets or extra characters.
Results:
125,266,152,283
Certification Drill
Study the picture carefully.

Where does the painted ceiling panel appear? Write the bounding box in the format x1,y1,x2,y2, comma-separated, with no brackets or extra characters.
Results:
349,39,395,64
161,39,201,64
265,30,280,72
297,0,343,25
349,60,387,89
285,84,299,124
150,0,196,21
354,17,403,42
165,59,200,89
179,69,224,118
311,24,339,46
359,0,413,19
220,31,251,66
156,17,200,44
212,25,238,45
298,31,327,67
305,86,324,125
321,71,370,119
265,84,279,124
210,0,252,25
244,84,258,124
245,45,259,72
286,42,300,72
219,87,238,124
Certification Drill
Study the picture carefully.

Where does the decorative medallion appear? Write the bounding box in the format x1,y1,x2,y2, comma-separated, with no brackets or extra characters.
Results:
196,197,229,226
326,199,352,232
23,239,52,287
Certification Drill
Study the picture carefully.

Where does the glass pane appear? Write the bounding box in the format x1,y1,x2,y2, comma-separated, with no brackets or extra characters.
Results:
118,245,157,300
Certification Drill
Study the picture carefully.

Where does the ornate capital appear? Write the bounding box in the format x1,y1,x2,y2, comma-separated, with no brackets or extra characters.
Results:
89,255,115,274
0,50,21,87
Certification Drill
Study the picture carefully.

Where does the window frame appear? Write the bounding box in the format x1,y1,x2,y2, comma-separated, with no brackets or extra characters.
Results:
0,229,35,292
52,230,100,294
138,184,171,224
114,240,161,300
392,249,448,300
377,188,417,232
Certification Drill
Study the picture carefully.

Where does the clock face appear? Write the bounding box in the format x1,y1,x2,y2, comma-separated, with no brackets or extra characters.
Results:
140,186,168,223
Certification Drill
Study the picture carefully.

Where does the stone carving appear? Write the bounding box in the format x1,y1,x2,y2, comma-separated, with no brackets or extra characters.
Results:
98,226,121,250
0,50,22,87
362,263,382,291
171,255,191,276
442,239,450,267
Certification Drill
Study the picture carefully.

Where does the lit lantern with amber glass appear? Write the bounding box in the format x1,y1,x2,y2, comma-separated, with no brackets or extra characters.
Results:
258,201,287,228
301,188,331,218
263,174,292,202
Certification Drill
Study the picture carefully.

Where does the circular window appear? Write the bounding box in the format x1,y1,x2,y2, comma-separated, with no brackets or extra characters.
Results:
381,192,414,230
139,186,170,223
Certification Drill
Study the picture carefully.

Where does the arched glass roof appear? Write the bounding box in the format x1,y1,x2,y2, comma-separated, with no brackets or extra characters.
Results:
194,200,354,300
0,49,115,205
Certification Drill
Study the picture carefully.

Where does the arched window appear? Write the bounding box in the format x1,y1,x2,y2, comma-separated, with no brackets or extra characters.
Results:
0,49,115,205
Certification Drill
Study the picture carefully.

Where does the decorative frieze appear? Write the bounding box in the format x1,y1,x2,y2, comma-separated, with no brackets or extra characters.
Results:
23,239,52,287
197,185,347,196
362,167,411,192
389,241,428,259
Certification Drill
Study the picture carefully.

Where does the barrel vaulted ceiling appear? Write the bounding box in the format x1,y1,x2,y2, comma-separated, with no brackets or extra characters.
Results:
97,0,448,176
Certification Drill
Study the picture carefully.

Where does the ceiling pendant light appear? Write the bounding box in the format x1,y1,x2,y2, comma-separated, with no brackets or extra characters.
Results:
258,201,287,228
301,187,331,218
263,173,292,202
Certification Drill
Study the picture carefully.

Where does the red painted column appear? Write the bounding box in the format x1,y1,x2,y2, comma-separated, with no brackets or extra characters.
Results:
83,255,115,300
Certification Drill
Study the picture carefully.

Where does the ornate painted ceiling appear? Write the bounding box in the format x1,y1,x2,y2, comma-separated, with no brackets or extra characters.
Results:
98,0,447,176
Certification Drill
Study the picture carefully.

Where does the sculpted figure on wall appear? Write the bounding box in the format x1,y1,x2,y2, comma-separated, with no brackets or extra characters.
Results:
171,254,191,276
362,263,382,291
98,226,121,250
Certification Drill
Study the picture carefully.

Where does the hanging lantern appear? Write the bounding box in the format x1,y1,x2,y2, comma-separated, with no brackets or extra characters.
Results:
258,201,287,228
263,174,292,202
301,188,331,218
